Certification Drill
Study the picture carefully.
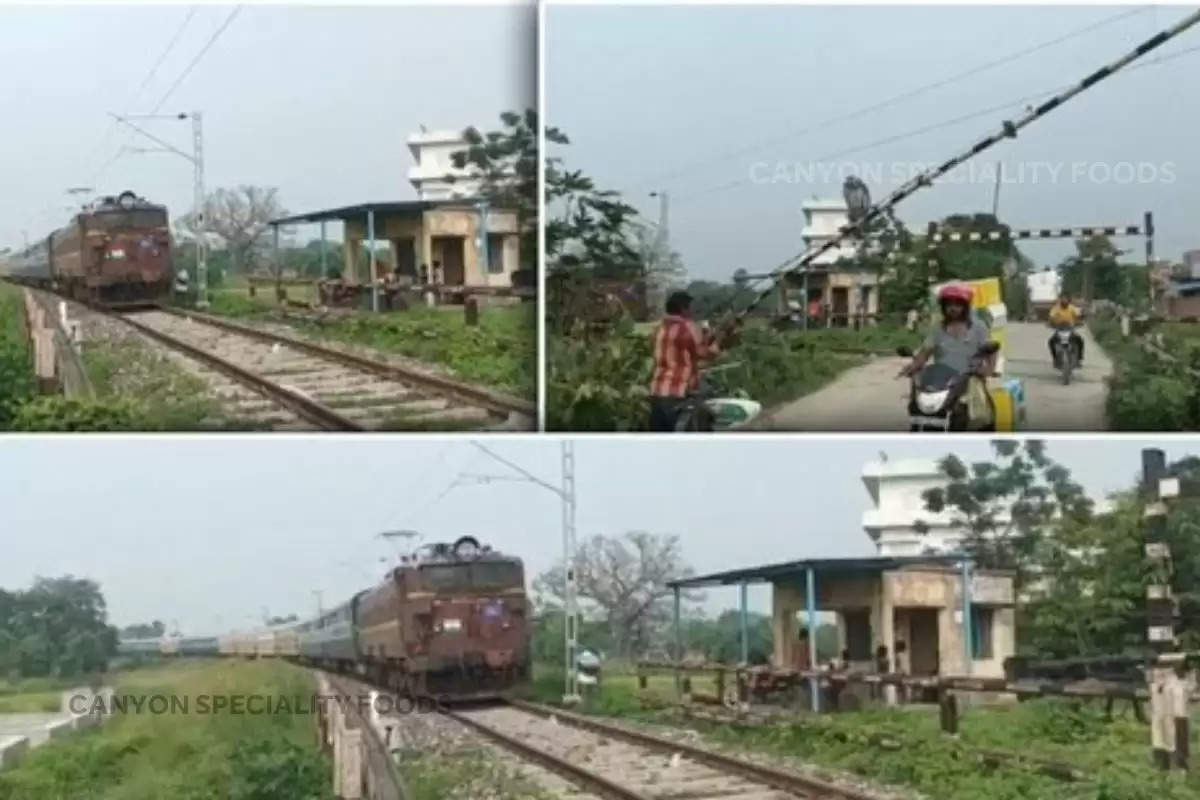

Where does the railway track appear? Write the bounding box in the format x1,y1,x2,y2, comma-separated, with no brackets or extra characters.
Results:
117,307,534,431
443,700,881,800
6,280,534,431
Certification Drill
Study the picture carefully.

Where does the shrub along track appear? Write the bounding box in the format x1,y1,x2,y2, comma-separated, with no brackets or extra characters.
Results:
5,282,535,431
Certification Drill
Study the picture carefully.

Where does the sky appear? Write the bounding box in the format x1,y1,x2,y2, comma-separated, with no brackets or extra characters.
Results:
0,435,1184,634
547,5,1199,281
0,3,535,250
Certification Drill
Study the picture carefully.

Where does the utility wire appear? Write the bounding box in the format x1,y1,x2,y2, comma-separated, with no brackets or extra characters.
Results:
676,38,1200,206
91,5,242,190
150,5,243,113
726,8,1200,323
83,6,200,189
628,6,1153,193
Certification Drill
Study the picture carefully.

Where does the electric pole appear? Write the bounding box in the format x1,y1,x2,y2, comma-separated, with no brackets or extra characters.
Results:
1141,448,1189,771
109,110,207,308
991,161,1002,218
312,590,324,618
465,440,581,705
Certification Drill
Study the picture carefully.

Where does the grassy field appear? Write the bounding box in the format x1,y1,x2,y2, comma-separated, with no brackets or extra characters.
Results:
203,289,536,398
0,659,332,800
528,665,1200,800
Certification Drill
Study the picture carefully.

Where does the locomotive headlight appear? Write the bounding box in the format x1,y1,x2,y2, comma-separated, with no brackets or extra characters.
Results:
118,192,136,210
441,619,462,632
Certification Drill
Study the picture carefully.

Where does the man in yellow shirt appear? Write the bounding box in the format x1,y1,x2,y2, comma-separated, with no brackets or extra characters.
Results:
1047,292,1084,364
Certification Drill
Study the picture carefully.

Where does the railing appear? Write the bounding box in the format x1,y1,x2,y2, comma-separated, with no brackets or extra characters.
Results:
316,672,409,800
22,289,94,398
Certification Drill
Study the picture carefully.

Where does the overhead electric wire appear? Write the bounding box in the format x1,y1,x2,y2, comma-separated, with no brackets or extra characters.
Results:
725,7,1200,324
627,6,1154,193
679,37,1200,206
91,5,242,189
150,5,243,114
82,6,200,188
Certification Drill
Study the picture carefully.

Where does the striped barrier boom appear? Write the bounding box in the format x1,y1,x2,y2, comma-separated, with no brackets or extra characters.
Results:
931,226,1143,243
731,8,1200,323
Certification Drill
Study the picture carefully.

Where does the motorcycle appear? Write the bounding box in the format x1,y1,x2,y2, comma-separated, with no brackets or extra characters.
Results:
1051,325,1078,385
674,362,762,432
896,341,1000,432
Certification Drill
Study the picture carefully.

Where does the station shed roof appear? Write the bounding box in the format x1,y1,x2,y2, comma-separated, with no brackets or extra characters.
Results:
667,554,971,590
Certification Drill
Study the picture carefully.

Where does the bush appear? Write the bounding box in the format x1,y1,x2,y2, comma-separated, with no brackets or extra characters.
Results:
8,396,146,431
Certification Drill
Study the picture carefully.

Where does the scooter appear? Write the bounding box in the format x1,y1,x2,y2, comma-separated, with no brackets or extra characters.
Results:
1051,325,1078,385
674,362,762,432
896,341,1000,432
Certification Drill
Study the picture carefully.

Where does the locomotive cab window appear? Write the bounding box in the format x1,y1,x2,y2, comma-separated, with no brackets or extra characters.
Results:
89,210,168,230
419,561,523,591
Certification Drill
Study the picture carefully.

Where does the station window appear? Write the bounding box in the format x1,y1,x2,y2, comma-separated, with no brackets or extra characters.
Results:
487,234,505,274
971,607,994,659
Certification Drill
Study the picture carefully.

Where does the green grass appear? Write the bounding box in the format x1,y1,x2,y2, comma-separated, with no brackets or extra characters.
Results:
528,664,1200,800
401,749,557,800
79,336,265,431
0,692,62,714
0,659,332,800
0,282,35,425
205,297,536,398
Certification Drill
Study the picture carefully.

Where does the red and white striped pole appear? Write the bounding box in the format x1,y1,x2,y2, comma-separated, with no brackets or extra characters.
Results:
1142,448,1189,771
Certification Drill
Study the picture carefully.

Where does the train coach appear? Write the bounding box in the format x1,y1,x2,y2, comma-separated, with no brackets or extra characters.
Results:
2,190,172,307
293,536,531,701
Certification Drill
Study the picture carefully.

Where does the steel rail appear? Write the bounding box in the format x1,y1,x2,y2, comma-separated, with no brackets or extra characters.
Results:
116,311,363,431
732,8,1200,322
507,699,878,800
439,706,652,800
156,305,535,421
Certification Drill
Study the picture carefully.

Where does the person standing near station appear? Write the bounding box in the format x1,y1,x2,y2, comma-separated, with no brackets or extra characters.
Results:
647,291,720,431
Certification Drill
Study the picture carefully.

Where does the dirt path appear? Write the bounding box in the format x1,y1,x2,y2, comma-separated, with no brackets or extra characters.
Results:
762,322,1112,431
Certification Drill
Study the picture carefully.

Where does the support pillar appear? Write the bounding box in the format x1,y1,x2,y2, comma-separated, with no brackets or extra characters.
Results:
961,559,974,675
806,565,819,712
739,582,749,664
319,220,328,279
673,586,682,702
367,210,378,313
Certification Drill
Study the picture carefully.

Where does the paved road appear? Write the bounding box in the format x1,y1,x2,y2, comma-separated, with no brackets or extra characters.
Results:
762,322,1111,432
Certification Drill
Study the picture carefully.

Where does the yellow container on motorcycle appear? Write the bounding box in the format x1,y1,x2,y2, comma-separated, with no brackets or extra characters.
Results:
968,278,1003,309
990,378,1026,432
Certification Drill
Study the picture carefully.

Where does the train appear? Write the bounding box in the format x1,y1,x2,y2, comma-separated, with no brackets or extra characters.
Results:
116,537,531,702
2,190,172,306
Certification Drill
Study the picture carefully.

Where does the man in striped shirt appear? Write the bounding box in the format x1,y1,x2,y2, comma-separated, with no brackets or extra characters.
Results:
648,291,720,431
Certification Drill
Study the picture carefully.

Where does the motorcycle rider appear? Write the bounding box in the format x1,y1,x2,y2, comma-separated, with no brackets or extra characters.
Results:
898,283,994,380
648,291,720,431
1047,291,1084,365
898,283,997,430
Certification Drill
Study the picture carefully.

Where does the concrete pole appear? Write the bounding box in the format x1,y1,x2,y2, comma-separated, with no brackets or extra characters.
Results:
806,566,819,712
562,440,580,705
192,111,208,309
1145,211,1155,309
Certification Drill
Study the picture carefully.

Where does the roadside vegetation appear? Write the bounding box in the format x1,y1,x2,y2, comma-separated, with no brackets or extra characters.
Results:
0,659,332,800
204,292,536,399
1091,309,1200,430
528,664,1199,800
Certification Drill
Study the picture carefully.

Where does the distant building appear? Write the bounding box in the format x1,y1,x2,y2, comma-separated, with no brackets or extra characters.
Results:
861,455,1114,557
800,198,859,266
1184,249,1200,280
407,128,480,201
779,198,879,325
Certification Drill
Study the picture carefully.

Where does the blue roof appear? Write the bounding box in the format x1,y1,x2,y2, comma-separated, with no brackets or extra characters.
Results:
667,554,972,589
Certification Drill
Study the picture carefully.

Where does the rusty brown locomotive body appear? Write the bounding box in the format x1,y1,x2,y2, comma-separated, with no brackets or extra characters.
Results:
295,537,530,701
5,191,171,306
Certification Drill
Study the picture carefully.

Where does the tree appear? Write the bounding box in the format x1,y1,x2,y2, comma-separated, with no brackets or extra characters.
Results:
533,532,699,658
266,614,298,626
452,109,543,275
177,186,288,277
917,440,1094,589
0,576,118,677
1059,234,1147,307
